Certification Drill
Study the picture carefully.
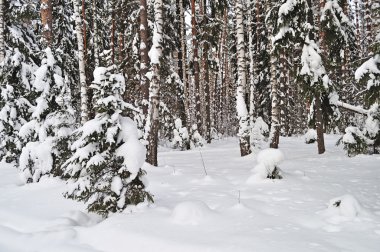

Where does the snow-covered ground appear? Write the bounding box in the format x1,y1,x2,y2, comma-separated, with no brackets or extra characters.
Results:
0,135,379,252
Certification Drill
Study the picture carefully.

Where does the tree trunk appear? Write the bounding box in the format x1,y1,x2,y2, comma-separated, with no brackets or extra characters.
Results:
235,0,251,156
0,0,4,62
73,0,88,123
315,95,325,154
179,0,189,128
140,0,150,116
191,0,202,136
93,0,99,67
41,0,53,46
146,0,163,166
268,0,280,149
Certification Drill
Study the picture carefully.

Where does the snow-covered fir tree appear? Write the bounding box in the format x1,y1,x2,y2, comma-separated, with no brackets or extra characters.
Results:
63,67,152,217
18,48,75,182
0,0,39,163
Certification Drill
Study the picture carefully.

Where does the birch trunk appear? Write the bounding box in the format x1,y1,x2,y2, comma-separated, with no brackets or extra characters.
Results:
140,0,150,116
41,0,53,46
146,0,163,166
0,0,4,62
73,0,88,123
235,0,251,156
268,0,280,149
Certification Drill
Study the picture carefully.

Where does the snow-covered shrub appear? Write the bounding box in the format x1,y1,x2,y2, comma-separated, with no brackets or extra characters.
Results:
63,67,153,217
251,117,269,149
339,126,370,157
189,124,205,149
18,48,75,182
323,195,362,221
172,118,190,150
250,148,284,181
338,104,379,156
304,128,317,144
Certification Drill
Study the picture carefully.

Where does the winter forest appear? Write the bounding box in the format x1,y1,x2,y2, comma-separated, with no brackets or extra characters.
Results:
0,0,379,251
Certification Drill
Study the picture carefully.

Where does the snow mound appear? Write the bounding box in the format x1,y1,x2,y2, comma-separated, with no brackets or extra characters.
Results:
248,148,284,182
171,201,215,225
304,129,317,144
322,195,362,222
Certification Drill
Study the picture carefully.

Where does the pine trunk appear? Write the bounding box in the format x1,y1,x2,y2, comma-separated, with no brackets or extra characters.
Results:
41,0,53,46
146,0,163,166
191,0,202,135
73,0,88,123
235,0,251,156
315,95,325,154
140,0,150,116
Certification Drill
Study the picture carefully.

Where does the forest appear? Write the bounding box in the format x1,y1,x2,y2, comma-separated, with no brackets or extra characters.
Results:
0,0,379,251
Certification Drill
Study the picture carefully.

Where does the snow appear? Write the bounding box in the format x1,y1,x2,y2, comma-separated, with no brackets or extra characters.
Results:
1,136,380,251
248,148,285,181
171,201,215,225
304,128,317,143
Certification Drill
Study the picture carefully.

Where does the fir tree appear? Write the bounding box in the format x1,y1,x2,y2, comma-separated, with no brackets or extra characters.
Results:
18,48,74,182
0,0,39,163
64,67,152,218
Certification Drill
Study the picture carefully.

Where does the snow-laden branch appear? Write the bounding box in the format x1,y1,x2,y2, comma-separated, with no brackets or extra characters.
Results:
329,92,368,115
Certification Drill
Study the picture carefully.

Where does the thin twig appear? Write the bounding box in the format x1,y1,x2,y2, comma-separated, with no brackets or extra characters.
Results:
198,148,208,176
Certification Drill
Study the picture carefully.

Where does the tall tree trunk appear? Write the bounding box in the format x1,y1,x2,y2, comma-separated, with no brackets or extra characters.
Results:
316,0,326,154
365,0,372,53
268,0,280,149
140,0,150,116
179,0,189,128
41,0,53,46
146,0,163,166
93,0,99,67
73,0,88,123
315,95,325,154
201,1,211,143
248,7,255,129
235,0,251,156
191,0,202,135
0,0,4,62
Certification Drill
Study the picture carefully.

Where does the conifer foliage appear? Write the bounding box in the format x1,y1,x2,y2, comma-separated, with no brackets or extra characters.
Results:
63,67,152,217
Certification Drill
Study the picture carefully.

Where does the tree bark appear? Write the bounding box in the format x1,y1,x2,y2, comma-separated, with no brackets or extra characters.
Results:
0,0,4,62
235,0,251,156
268,0,280,149
140,0,150,116
315,95,325,154
73,0,88,123
93,0,99,67
41,0,53,46
146,0,163,166
191,0,202,136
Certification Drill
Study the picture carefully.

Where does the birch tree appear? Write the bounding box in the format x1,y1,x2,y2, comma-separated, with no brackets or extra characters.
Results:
235,0,251,156
73,0,88,123
146,0,163,166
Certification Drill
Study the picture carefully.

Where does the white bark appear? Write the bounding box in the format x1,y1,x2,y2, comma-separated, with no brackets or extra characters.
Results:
146,0,163,166
0,0,4,63
73,0,88,123
235,0,251,156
